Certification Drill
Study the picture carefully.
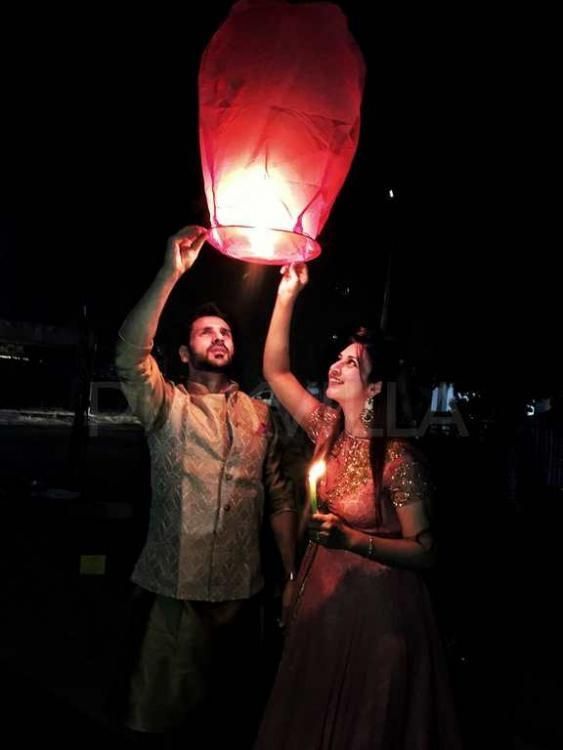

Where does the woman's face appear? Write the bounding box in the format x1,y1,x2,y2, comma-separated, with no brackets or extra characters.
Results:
326,343,375,405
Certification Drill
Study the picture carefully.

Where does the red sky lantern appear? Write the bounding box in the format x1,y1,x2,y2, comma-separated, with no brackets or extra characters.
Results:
199,0,365,265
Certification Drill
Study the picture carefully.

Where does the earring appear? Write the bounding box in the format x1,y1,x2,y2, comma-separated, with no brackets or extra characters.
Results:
360,394,375,427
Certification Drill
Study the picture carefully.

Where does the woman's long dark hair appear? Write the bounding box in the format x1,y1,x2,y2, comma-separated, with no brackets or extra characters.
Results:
313,327,391,525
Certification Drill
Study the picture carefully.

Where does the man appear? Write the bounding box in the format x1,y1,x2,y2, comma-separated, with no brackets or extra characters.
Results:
114,225,297,742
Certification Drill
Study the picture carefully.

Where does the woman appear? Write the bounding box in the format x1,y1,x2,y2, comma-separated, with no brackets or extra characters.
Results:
254,263,462,749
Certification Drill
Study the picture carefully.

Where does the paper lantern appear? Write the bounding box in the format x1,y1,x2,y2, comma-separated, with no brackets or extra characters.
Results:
199,0,365,264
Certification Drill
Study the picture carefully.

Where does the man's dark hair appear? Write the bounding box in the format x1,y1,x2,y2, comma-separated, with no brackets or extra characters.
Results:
185,302,238,345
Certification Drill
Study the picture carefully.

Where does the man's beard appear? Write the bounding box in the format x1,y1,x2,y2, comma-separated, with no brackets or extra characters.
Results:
188,346,233,373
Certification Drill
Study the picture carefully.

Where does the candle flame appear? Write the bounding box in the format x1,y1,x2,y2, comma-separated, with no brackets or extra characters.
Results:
308,459,326,483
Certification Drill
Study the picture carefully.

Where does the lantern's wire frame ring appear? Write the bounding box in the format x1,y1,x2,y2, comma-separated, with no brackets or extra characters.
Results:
206,225,321,266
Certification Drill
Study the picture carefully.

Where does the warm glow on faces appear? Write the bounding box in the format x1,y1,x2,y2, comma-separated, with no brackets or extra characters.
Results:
187,316,235,369
326,343,373,404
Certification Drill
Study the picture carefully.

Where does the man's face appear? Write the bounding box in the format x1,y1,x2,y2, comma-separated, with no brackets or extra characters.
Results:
183,316,235,372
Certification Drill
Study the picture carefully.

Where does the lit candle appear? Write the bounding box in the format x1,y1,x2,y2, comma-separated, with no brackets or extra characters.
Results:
307,459,326,514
